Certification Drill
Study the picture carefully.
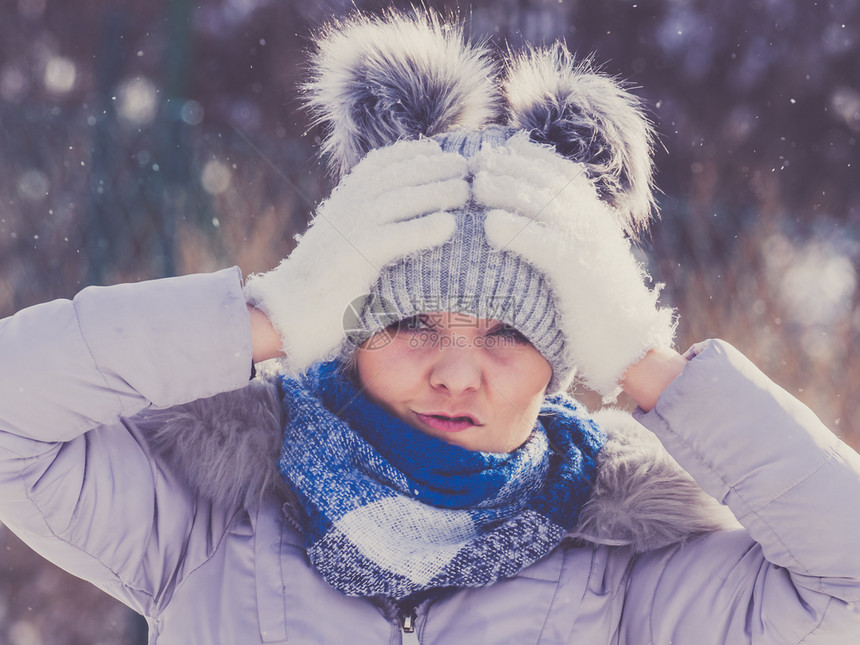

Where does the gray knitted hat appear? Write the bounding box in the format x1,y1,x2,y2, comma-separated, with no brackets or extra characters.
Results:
306,10,657,393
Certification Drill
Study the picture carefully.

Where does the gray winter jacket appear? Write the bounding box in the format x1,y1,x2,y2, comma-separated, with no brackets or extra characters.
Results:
1,267,859,644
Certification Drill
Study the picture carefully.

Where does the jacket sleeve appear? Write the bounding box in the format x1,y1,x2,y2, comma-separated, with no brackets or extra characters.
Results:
0,268,255,614
626,339,860,644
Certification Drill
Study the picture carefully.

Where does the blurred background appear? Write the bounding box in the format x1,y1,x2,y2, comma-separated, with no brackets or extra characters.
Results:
1,0,858,642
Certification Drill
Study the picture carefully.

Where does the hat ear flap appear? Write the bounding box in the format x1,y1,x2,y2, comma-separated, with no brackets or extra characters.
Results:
504,44,657,235
305,10,503,179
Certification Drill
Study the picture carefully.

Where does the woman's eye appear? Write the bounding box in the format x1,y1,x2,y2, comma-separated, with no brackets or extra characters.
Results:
398,316,431,332
490,324,529,343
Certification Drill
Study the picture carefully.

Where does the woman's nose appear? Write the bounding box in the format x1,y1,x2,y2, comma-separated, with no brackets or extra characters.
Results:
428,344,482,394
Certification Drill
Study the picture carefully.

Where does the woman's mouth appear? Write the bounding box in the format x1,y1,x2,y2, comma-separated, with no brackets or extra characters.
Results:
414,412,480,433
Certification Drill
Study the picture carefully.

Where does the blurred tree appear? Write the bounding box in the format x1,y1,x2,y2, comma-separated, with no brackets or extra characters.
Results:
87,8,130,285
154,0,195,279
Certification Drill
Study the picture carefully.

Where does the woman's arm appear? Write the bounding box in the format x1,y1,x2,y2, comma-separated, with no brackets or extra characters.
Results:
622,339,860,643
0,268,254,440
0,268,255,614
248,304,285,364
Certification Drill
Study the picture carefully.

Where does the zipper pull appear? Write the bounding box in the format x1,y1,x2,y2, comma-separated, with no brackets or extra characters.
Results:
400,610,420,645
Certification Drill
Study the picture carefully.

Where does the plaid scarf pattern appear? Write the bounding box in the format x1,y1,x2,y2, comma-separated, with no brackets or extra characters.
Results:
278,361,604,599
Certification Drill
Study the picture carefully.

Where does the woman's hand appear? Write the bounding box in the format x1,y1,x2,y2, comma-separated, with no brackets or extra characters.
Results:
244,138,469,374
471,134,676,398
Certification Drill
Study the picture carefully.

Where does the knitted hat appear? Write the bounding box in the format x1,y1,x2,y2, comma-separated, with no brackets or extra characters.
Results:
306,9,657,393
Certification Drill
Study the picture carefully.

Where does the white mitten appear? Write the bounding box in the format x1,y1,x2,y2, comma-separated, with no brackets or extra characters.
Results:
472,134,675,398
245,138,468,373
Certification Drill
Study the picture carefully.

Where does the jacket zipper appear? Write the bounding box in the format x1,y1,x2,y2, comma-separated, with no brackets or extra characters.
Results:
281,503,303,533
280,493,305,534
399,607,420,645
379,594,440,644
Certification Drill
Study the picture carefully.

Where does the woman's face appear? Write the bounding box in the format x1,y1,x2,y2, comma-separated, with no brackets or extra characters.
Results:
354,312,553,453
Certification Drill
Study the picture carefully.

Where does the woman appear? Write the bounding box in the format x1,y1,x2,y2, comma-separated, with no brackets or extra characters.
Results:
1,10,859,644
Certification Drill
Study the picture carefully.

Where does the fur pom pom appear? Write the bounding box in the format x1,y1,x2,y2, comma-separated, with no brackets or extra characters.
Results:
305,10,502,178
504,45,657,235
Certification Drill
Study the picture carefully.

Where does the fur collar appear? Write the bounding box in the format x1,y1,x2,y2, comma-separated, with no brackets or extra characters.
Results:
134,379,738,553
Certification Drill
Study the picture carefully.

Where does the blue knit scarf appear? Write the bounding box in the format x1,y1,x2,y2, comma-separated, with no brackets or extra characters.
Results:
278,361,605,600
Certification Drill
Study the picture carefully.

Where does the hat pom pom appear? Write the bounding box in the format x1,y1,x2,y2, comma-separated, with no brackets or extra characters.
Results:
504,44,657,235
305,10,503,178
